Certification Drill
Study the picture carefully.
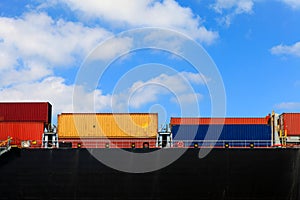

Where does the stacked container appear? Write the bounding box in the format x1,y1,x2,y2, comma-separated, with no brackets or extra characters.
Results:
0,102,52,146
170,116,271,148
279,113,300,136
57,113,158,148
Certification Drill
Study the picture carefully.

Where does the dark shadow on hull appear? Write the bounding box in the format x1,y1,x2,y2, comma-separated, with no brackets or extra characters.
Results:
0,148,299,200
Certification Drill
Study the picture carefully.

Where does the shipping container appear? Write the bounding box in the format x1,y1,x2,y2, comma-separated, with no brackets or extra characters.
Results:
0,102,52,124
280,113,300,136
58,138,157,148
171,117,270,125
171,124,271,147
0,122,45,145
58,113,158,138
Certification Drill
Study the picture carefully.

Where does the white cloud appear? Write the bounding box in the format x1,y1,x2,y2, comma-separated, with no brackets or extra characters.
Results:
213,0,254,14
270,42,300,57
0,46,16,70
275,102,300,110
0,71,206,121
142,29,189,53
279,0,300,9
124,72,208,109
89,37,133,61
0,2,214,122
128,85,163,109
95,71,207,112
0,12,110,67
0,12,111,88
0,77,75,118
0,76,112,121
212,0,300,26
0,12,119,122
73,85,112,113
180,71,210,85
0,62,52,87
130,72,208,94
212,0,254,26
49,0,218,44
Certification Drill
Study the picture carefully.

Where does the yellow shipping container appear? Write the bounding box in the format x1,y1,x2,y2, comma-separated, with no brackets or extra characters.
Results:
57,113,158,138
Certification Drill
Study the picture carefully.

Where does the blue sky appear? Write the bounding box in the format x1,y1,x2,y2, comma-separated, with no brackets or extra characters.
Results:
0,0,300,125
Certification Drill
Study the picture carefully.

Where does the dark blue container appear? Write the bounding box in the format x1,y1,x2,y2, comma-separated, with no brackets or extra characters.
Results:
171,124,271,147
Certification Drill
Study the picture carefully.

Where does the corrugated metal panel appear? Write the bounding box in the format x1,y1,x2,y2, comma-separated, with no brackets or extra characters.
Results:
0,122,45,142
0,102,51,124
170,117,269,125
171,124,271,146
282,113,300,136
58,113,158,138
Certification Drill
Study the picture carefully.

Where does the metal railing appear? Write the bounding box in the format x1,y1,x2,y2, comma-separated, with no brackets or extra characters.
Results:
0,138,156,149
58,138,156,149
172,140,273,148
0,138,294,149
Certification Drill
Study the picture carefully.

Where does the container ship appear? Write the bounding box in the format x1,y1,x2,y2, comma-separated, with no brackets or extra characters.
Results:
1,102,300,199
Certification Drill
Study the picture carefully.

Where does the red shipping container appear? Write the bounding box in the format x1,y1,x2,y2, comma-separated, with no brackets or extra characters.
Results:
0,102,52,124
170,117,269,125
0,122,45,144
281,113,300,136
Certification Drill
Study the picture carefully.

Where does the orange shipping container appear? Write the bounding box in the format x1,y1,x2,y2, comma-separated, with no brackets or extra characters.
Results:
0,122,45,143
281,113,300,136
58,113,158,138
170,117,269,125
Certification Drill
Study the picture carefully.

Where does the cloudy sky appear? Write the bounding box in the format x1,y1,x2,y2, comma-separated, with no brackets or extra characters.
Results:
0,0,300,124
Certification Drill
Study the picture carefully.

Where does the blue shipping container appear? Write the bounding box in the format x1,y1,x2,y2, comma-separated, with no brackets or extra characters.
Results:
171,124,271,147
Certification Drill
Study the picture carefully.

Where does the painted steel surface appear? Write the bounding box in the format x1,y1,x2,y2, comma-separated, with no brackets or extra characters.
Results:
171,117,269,125
0,148,299,200
171,124,271,146
0,102,52,124
58,113,158,138
0,122,45,142
281,113,300,136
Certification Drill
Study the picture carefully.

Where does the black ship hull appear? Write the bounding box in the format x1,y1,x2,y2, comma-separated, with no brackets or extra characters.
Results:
0,148,300,199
